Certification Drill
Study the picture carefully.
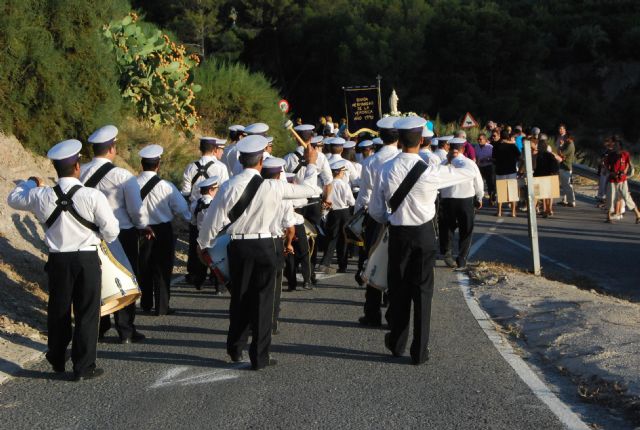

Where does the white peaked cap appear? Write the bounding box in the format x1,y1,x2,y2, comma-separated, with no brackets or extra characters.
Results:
199,176,219,188
47,139,82,161
393,116,426,130
244,122,269,135
138,144,163,159
88,125,118,144
237,135,268,154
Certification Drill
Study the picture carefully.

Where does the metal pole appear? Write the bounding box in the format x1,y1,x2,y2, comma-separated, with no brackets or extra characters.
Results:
523,140,541,275
376,74,382,118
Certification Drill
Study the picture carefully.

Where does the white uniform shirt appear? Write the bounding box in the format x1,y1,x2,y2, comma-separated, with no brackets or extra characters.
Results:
232,151,272,176
440,155,485,200
181,156,229,202
222,143,239,175
283,147,333,195
270,199,299,237
197,165,319,249
80,157,147,230
326,154,360,189
7,178,119,252
189,194,213,231
138,171,191,225
434,148,448,162
354,144,398,212
419,148,441,168
329,176,355,210
369,152,478,226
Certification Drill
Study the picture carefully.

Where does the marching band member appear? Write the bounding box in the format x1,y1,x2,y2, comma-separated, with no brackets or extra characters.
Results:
368,116,477,364
137,145,191,316
354,117,400,327
434,135,452,162
190,176,220,292
222,124,245,175
419,128,440,167
197,135,321,370
439,139,484,269
8,139,119,380
81,125,149,344
319,159,355,273
232,134,274,176
284,124,333,279
283,173,313,291
182,137,228,286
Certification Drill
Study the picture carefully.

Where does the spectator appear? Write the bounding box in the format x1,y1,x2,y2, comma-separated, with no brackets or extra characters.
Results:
556,132,576,207
596,137,614,203
493,129,521,217
604,140,640,223
324,115,335,136
534,139,560,217
513,125,526,152
454,130,476,161
474,133,495,204
530,127,541,139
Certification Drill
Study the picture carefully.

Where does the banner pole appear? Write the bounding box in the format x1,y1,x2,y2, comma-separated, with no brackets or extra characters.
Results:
376,74,382,118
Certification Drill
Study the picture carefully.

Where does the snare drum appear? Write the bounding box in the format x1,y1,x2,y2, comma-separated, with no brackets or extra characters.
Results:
361,226,389,291
98,240,141,317
206,233,231,284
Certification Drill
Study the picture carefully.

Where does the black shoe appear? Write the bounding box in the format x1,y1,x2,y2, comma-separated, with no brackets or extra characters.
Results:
72,368,104,382
131,331,146,343
140,307,153,314
411,349,430,365
97,333,107,343
384,333,402,357
45,352,65,373
184,274,193,284
337,268,347,273
119,337,131,345
444,256,456,268
229,352,244,363
358,316,382,327
195,284,202,291
355,271,364,286
286,287,297,292
156,309,176,316
251,357,277,370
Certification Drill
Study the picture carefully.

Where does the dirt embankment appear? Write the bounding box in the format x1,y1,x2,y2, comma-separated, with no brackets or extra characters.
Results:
0,134,54,340
468,263,640,425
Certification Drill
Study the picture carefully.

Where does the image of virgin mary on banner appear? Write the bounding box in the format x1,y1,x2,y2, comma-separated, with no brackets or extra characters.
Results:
343,84,381,136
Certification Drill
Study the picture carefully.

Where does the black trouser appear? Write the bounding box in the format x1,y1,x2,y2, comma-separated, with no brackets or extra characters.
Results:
440,197,475,267
479,165,495,201
300,200,322,277
46,250,101,375
362,214,384,323
190,226,211,288
139,222,175,315
320,208,350,270
99,228,138,339
386,221,437,364
227,238,277,369
187,224,198,280
273,238,285,331
284,223,311,289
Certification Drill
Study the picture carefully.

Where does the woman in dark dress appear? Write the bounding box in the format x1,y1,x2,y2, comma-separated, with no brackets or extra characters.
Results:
493,129,521,217
534,139,560,217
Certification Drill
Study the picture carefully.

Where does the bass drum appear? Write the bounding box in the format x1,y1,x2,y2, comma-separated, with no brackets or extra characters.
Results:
98,240,141,317
361,226,389,292
206,233,231,284
345,208,365,245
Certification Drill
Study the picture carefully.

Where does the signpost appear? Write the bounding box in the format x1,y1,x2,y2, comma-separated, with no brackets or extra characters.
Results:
278,99,290,114
523,139,541,276
460,112,479,129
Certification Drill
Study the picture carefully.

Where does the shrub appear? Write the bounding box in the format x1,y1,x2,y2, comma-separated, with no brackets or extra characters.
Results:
194,60,294,156
103,12,201,135
0,0,129,154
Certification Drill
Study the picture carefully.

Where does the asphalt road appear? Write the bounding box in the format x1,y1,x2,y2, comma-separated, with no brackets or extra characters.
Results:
470,191,640,300
0,265,566,429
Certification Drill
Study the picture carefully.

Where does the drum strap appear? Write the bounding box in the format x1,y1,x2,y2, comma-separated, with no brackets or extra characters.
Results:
45,185,99,232
228,175,263,224
194,198,211,217
84,162,116,188
292,151,307,174
389,161,428,214
191,161,215,185
140,175,162,201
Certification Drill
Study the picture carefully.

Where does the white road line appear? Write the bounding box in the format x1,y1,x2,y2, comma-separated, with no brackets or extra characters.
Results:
495,234,572,271
468,218,503,258
149,363,246,389
456,273,590,430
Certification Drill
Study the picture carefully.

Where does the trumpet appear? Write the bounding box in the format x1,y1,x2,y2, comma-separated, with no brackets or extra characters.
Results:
283,119,308,148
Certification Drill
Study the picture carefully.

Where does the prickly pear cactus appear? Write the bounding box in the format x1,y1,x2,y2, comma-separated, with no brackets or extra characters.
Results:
103,12,201,134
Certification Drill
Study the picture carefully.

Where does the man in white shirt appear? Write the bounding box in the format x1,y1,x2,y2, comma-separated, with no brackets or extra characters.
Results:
434,135,452,162
439,139,484,269
368,117,477,365
8,139,119,381
325,138,360,189
355,116,400,327
189,176,220,292
198,135,320,370
81,125,149,344
419,129,440,167
282,173,313,291
221,124,244,175
182,137,229,287
319,159,355,273
137,145,191,315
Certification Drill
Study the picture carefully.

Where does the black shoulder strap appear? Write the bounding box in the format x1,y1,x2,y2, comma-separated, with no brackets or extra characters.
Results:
228,175,264,224
194,198,211,217
84,162,115,188
292,151,307,174
45,185,99,232
191,161,215,184
388,161,428,214
140,175,162,201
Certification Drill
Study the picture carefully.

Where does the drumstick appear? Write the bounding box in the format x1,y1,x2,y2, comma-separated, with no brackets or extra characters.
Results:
283,120,308,148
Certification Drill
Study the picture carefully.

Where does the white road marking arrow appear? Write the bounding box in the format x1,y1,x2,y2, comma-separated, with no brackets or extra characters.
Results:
149,363,248,390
